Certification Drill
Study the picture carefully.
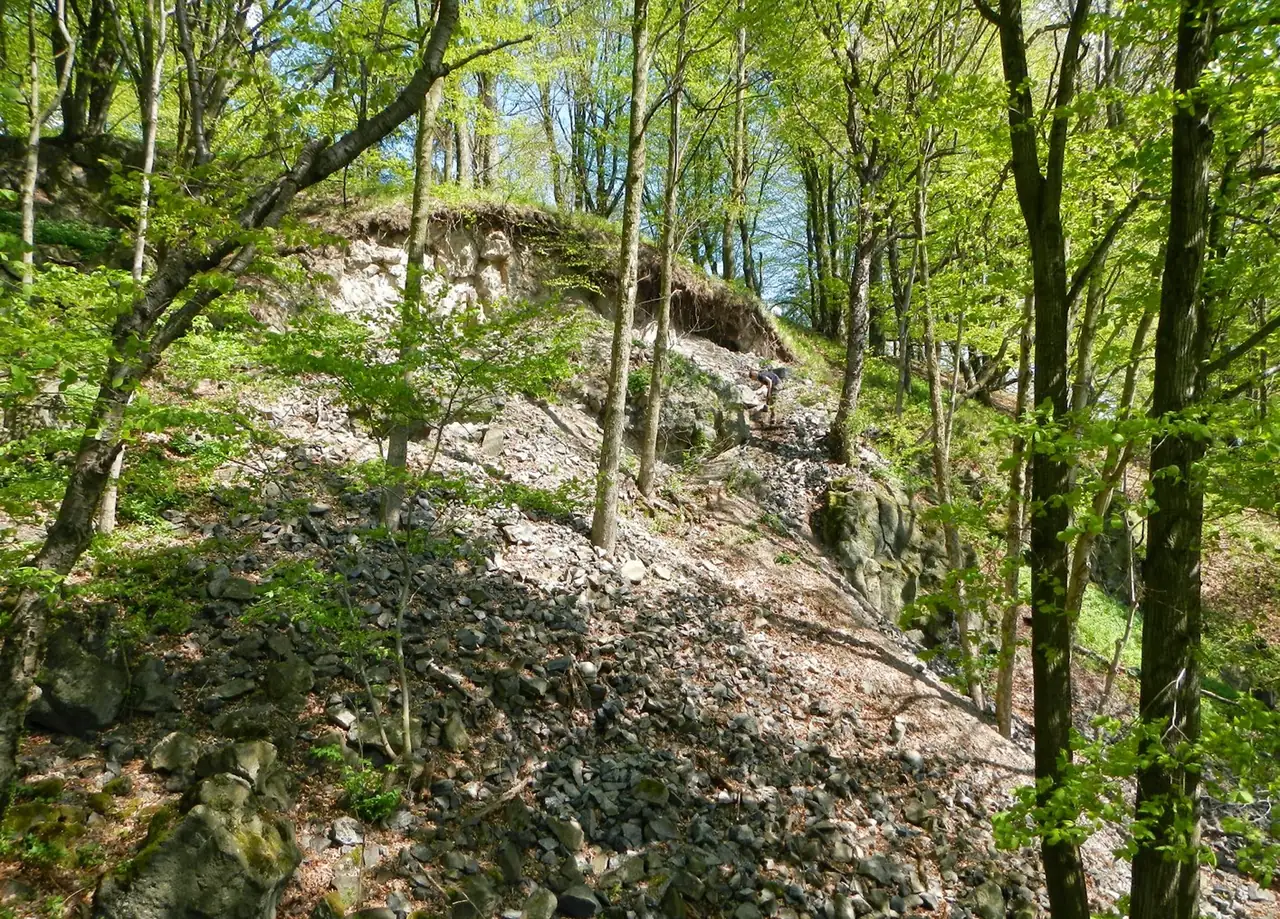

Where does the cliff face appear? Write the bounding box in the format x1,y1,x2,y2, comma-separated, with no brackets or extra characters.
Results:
304,202,792,361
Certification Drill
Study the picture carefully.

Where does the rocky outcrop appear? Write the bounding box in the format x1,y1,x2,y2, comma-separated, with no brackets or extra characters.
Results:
302,202,792,361
28,621,128,737
93,769,300,919
817,476,972,644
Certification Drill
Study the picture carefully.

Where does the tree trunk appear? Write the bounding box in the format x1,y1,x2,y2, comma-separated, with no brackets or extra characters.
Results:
539,80,564,207
829,234,873,463
382,78,447,531
456,117,473,186
21,4,40,293
477,70,498,186
988,0,1095,911
915,152,983,708
99,0,165,536
589,0,651,553
725,0,746,287
1128,1,1215,916
637,0,687,498
996,288,1033,738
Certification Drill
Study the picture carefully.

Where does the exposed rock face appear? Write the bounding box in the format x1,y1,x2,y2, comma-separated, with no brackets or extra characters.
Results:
93,771,300,919
304,203,791,361
28,622,128,737
817,476,971,644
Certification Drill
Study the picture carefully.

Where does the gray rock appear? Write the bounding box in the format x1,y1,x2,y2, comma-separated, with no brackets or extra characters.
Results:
443,713,470,752
522,887,557,919
212,677,257,701
632,777,669,807
265,657,314,708
972,880,1005,919
903,799,929,826
481,426,506,458
619,559,646,583
332,816,363,846
132,658,180,713
149,732,201,777
498,840,523,885
547,816,585,851
452,873,498,919
93,773,301,919
502,523,536,546
199,741,278,784
556,885,600,918
28,625,128,737
857,855,897,886
214,576,257,602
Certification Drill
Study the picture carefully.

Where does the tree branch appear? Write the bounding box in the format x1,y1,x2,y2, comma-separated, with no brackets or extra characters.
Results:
1202,311,1280,378
1065,190,1151,310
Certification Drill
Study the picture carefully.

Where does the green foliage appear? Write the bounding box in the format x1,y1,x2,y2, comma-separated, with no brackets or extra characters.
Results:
245,558,372,651
493,479,587,519
995,698,1280,888
310,745,401,823
78,545,201,641
1077,585,1142,671
0,211,120,256
627,367,650,402
269,290,584,470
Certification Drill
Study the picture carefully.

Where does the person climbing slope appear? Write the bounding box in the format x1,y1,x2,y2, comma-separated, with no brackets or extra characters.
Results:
748,366,788,423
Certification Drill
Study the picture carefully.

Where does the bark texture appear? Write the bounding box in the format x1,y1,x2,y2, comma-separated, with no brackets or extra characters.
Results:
1129,1,1215,916
590,0,651,552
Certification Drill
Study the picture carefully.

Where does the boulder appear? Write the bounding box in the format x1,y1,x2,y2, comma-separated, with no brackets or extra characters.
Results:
28,624,128,737
149,732,202,779
971,880,1005,919
817,477,973,642
556,885,600,918
93,773,301,919
265,656,314,709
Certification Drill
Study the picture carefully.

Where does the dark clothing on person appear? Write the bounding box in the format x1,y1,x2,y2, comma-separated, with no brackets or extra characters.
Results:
757,368,787,402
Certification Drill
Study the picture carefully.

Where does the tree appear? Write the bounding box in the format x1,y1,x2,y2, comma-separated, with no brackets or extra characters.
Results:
382,0,448,532
637,0,689,498
978,0,1095,911
97,0,168,536
1128,0,1215,915
19,0,75,293
0,0,478,814
590,0,652,552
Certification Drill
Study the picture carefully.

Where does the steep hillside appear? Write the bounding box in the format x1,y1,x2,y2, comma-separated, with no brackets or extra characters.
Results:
1,204,1274,919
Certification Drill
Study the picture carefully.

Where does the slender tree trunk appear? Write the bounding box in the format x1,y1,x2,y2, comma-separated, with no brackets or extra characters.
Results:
21,5,40,294
382,78,447,530
590,0,651,552
174,0,211,166
996,288,1033,737
99,1,166,537
539,80,564,207
637,0,687,497
1095,503,1137,719
989,0,1094,909
726,0,746,287
456,117,473,187
477,70,497,186
829,232,874,463
1129,2,1215,916
888,236,914,414
915,152,983,708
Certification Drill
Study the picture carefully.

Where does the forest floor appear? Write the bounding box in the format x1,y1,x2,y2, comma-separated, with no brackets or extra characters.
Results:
2,310,1277,919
